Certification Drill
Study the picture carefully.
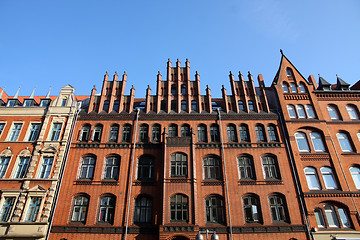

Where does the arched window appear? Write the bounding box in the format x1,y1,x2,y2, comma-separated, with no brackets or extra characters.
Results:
299,82,306,93
295,132,310,152
290,83,297,93
191,100,197,111
181,84,186,95
139,124,149,142
197,124,207,142
137,156,154,181
203,156,221,180
248,101,254,111
79,124,91,142
336,132,354,152
267,125,278,142
262,155,280,179
171,100,176,112
170,194,188,222
210,124,220,142
346,105,359,120
282,83,289,93
314,208,326,228
109,124,119,142
304,167,321,190
181,124,190,137
350,167,360,189
134,196,152,223
205,195,224,224
171,84,176,95
239,124,250,142
92,124,103,142
161,100,166,111
269,195,288,222
227,124,237,142
238,100,244,111
152,124,161,142
243,195,261,223
171,153,187,177
320,167,338,189
104,156,120,180
315,204,352,228
255,124,266,142
286,68,294,77
122,124,131,142
168,124,178,137
305,105,316,118
98,195,115,224
310,132,326,152
79,155,96,179
181,100,187,111
71,195,89,223
327,105,340,120
287,105,297,118
238,155,254,180
296,105,306,118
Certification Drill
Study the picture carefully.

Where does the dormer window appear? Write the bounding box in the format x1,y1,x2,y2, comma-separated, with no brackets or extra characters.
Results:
39,99,50,107
6,100,16,107
23,100,33,107
61,98,67,106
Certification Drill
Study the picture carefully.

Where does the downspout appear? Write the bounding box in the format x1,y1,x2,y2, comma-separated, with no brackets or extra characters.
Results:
216,108,233,240
124,108,140,240
45,102,81,240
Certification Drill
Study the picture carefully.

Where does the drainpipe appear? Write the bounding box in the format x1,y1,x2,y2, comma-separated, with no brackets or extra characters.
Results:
124,108,140,240
216,108,233,240
45,102,81,240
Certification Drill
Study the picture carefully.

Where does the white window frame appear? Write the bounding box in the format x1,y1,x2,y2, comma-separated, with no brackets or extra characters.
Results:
7,122,24,142
25,122,41,142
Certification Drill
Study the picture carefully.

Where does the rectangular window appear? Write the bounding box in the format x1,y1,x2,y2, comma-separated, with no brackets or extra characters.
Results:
113,100,119,112
23,99,33,107
61,99,67,106
38,157,53,179
8,123,23,141
0,123,5,137
50,123,62,141
25,197,41,222
39,99,50,107
0,157,10,178
27,123,41,141
6,100,16,107
0,197,15,221
14,157,30,178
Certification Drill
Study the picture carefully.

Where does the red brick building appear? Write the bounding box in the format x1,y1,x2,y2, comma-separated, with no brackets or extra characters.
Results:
49,59,308,240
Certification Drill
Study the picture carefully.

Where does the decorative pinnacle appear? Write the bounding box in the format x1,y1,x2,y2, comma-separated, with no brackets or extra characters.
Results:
158,71,160,74
106,71,108,74
248,71,251,75
186,58,189,61
93,85,96,88
195,71,198,74
239,71,242,75
124,71,127,74
168,58,170,61
229,71,232,74
147,85,150,88
280,49,283,55
115,71,118,74
177,58,179,61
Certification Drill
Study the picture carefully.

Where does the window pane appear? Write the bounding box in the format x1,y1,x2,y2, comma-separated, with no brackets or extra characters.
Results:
295,132,310,152
350,167,360,189
336,133,353,152
282,83,289,93
290,83,297,93
324,205,339,227
338,208,351,228
304,167,321,190
321,167,338,189
305,105,316,118
0,157,10,178
287,105,297,118
346,106,359,119
314,209,325,228
299,83,306,93
310,132,325,152
296,105,306,118
327,106,339,120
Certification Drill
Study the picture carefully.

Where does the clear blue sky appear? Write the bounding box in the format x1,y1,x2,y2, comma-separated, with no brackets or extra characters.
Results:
0,0,359,98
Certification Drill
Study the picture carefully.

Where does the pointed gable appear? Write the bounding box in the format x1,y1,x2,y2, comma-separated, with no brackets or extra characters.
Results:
317,76,331,90
335,76,350,90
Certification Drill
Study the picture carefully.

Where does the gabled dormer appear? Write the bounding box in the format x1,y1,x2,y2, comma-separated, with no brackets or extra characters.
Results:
334,76,350,91
317,76,331,91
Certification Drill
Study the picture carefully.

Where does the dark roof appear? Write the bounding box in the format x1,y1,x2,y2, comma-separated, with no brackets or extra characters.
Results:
317,76,331,90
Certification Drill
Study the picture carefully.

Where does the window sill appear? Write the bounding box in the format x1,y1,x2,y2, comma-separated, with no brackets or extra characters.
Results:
341,152,360,155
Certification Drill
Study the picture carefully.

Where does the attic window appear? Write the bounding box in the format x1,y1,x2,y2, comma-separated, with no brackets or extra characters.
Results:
137,101,146,110
61,98,67,106
286,68,294,78
23,100,33,107
6,100,16,107
40,99,50,107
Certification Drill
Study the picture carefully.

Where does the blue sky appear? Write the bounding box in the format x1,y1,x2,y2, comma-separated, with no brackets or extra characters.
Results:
0,0,359,98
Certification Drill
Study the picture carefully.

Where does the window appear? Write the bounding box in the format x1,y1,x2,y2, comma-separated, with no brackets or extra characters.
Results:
305,105,316,118
161,100,166,111
262,155,279,179
320,167,338,189
8,123,22,141
191,100,197,111
325,205,340,227
286,68,294,77
0,197,15,222
181,101,186,111
295,132,310,152
296,105,306,118
79,156,96,179
98,196,115,224
350,167,360,189
181,84,186,95
50,123,62,141
39,99,50,107
137,156,154,180
327,105,340,120
38,157,53,179
27,123,40,141
181,124,190,137
290,82,297,93
134,196,152,223
310,132,326,152
23,99,33,107
210,124,219,142
203,156,221,180
25,197,41,222
197,124,207,142
269,195,288,222
227,124,237,142
287,105,297,118
122,124,131,142
255,124,266,142
282,83,289,93
71,195,89,223
14,157,30,178
103,100,109,111
168,124,178,137
267,125,278,142
0,157,10,178
61,99,67,106
109,125,119,142
152,124,161,142
113,100,119,112
316,205,352,228
171,100,176,112
248,101,254,111
243,195,261,223
139,124,149,142
171,85,176,95
346,105,359,120
238,100,244,111
6,100,16,107
92,125,102,142
299,83,306,93
239,124,250,142
170,194,188,222
0,123,5,137
304,167,321,190
79,125,90,142
314,208,326,228
205,196,224,224
104,156,120,180
171,153,187,177
238,155,254,180
336,132,353,152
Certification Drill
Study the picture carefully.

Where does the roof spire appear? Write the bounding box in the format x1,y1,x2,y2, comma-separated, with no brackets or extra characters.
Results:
29,86,36,99
14,86,20,99
0,87,5,99
46,86,52,98
280,49,283,55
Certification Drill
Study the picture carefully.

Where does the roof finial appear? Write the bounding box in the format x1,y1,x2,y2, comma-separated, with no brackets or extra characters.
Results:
158,71,161,74
46,86,52,98
29,86,36,99
280,49,283,55
14,86,21,99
